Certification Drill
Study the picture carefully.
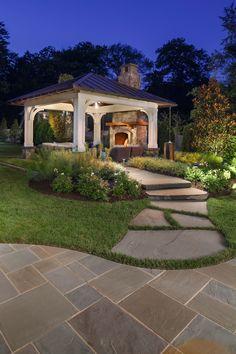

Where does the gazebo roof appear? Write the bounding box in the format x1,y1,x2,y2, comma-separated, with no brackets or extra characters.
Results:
9,72,176,107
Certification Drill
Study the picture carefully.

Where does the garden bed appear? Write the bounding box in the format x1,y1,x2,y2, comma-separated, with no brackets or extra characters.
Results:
29,180,146,203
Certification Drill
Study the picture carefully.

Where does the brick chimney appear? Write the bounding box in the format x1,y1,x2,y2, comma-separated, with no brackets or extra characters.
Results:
118,63,141,89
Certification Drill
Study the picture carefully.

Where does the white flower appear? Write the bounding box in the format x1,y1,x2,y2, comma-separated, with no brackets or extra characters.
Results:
91,172,94,176
61,172,64,176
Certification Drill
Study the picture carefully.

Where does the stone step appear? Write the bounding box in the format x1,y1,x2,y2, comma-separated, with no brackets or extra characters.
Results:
146,187,208,201
143,181,191,190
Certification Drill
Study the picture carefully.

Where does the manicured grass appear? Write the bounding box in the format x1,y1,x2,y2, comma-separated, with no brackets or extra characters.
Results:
0,142,22,158
0,164,235,269
0,166,148,253
208,191,236,248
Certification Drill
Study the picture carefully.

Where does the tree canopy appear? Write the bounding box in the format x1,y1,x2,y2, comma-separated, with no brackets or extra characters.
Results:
146,38,211,120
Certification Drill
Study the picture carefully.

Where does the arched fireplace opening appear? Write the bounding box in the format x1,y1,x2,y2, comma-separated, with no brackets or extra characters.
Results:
115,132,129,145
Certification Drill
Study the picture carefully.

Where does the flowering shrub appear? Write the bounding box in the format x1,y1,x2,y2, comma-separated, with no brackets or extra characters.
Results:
185,167,205,182
112,171,142,198
75,173,109,201
28,149,142,201
201,170,231,193
51,174,73,193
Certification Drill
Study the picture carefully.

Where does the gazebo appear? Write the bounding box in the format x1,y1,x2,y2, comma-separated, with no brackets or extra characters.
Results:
10,67,176,154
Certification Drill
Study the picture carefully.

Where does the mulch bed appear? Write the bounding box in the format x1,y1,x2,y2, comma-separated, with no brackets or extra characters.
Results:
29,180,146,203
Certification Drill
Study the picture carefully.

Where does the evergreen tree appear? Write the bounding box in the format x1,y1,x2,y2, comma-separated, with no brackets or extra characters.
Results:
10,119,21,143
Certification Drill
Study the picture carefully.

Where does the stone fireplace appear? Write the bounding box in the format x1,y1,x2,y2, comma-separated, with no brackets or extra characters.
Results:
107,64,148,147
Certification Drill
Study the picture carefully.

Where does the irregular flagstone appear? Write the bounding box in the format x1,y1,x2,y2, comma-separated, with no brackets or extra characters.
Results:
150,201,208,215
69,297,167,354
171,213,214,228
130,208,170,227
112,230,226,260
120,286,196,342
0,249,39,273
188,292,236,331
150,270,210,303
173,315,236,354
202,280,236,308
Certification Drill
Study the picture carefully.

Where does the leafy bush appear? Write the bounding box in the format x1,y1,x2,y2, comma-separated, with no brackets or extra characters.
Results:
201,170,231,193
112,171,142,198
34,119,54,145
185,167,205,182
75,173,109,201
128,157,187,177
175,152,204,164
223,137,236,164
52,174,73,193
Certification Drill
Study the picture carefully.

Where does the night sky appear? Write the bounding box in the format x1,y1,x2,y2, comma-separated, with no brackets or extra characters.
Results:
1,0,232,58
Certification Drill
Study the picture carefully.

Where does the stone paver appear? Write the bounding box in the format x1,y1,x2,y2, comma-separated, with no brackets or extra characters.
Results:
79,255,119,275
0,244,235,353
0,283,76,350
188,292,236,331
151,201,208,215
0,244,14,257
171,213,214,228
0,249,39,273
34,323,93,354
15,344,38,354
66,284,102,310
150,270,210,303
0,271,18,303
173,315,236,354
130,208,170,226
120,286,196,342
69,297,167,354
203,280,236,307
45,266,84,294
89,266,151,302
0,332,10,354
113,230,226,259
8,265,45,293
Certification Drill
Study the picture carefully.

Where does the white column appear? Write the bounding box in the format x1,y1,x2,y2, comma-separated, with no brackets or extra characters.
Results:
147,107,158,149
73,94,86,152
24,106,34,147
91,113,103,146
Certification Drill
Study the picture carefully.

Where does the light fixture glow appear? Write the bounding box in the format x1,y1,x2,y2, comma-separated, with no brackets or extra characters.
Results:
95,102,99,109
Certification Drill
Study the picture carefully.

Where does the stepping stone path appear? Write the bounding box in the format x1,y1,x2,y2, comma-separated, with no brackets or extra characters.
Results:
130,209,170,227
114,168,227,260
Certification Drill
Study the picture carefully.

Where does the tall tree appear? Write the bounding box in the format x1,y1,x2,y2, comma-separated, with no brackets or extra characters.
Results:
146,38,210,120
215,3,236,109
105,43,153,79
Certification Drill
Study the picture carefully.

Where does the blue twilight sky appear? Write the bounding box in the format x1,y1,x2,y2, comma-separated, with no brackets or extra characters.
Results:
1,0,233,59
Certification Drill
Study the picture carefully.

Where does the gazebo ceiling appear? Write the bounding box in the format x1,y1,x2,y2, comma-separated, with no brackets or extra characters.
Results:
9,72,177,107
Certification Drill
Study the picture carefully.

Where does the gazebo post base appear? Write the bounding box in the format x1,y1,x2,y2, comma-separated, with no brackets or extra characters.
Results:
22,147,35,159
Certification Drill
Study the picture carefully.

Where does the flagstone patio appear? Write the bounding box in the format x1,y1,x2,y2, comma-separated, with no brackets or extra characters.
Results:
0,243,236,354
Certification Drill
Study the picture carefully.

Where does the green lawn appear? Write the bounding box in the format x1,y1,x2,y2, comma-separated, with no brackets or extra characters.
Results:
0,142,22,158
0,147,235,268
208,191,236,249
0,166,148,254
